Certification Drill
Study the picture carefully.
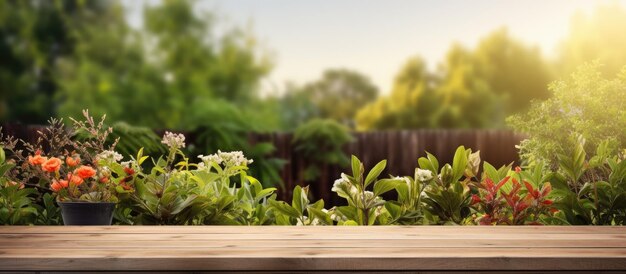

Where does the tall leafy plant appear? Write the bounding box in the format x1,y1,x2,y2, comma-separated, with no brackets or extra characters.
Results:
329,156,404,225
419,146,478,224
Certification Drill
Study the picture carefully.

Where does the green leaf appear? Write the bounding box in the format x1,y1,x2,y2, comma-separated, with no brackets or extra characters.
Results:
0,162,15,177
384,202,401,220
307,207,331,225
292,185,305,214
269,200,301,218
482,162,499,182
342,220,359,226
364,160,386,188
351,155,362,182
451,146,468,182
374,178,403,196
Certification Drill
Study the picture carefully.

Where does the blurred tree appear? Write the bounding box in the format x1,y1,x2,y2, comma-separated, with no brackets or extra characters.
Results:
278,82,320,129
56,0,273,130
356,29,552,130
472,29,553,113
435,44,503,128
0,0,112,123
559,5,626,77
280,69,378,128
356,57,439,130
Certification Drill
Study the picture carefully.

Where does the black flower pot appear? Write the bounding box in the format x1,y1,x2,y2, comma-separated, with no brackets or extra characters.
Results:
58,202,116,225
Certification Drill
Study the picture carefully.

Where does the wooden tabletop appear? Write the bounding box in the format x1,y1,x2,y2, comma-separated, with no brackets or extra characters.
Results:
1,226,625,272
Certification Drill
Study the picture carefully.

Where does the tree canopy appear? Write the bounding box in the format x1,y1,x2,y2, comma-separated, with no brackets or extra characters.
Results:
356,29,552,130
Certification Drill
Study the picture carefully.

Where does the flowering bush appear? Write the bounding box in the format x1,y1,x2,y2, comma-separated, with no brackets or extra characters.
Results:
117,132,276,225
1,111,124,203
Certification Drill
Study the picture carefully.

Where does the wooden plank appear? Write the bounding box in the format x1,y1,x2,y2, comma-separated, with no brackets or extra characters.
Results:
3,238,626,248
2,225,625,234
1,226,625,272
2,256,626,271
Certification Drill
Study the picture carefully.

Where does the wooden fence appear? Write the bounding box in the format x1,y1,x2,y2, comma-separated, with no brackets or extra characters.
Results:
250,130,526,204
1,124,526,206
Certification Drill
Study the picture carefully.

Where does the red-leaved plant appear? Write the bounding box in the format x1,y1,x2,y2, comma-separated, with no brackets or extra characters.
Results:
471,168,555,225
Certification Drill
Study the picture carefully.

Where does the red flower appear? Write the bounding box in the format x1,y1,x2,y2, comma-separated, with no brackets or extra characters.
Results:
124,167,135,175
514,166,522,173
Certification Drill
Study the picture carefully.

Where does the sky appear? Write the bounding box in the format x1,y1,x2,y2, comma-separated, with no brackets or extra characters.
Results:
122,0,626,95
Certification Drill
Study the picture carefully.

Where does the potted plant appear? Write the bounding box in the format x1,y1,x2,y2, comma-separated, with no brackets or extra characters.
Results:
1,110,128,225
38,151,119,225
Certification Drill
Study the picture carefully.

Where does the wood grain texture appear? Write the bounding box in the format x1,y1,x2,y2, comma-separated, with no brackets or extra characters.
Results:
1,226,625,272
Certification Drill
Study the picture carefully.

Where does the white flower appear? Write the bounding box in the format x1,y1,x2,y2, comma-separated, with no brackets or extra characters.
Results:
120,160,133,168
161,131,186,149
340,173,350,181
310,218,321,226
349,185,359,195
296,216,309,226
198,154,222,165
96,150,123,163
416,168,433,182
332,178,346,192
360,191,375,202
395,176,412,186
199,150,253,167
333,173,358,195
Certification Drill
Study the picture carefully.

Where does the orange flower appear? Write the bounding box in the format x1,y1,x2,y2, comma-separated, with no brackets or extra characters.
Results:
67,174,84,186
75,165,96,179
514,166,522,173
28,153,47,166
65,156,80,167
50,179,68,192
99,177,109,184
42,157,62,173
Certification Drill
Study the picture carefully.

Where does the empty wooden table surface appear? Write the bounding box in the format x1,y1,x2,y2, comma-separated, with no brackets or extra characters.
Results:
1,226,625,273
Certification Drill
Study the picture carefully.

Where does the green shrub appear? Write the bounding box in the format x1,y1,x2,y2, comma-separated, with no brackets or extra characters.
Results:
547,138,626,225
507,62,626,167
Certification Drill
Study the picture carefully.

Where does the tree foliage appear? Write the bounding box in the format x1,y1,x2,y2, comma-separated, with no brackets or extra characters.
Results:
0,0,113,123
280,69,378,129
507,62,626,166
356,29,552,130
56,0,272,130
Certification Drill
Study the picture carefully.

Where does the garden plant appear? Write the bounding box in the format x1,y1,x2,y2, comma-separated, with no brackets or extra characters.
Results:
2,108,625,226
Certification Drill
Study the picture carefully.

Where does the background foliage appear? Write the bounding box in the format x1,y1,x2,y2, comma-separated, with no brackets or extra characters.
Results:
2,0,626,200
